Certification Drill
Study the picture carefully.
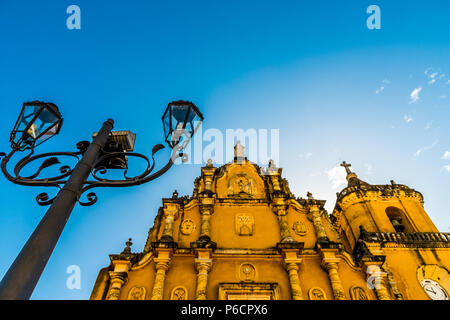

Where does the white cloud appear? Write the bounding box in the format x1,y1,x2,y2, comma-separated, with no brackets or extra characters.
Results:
404,114,413,123
443,165,450,173
327,166,347,189
365,163,373,175
413,140,438,159
425,68,446,85
425,121,432,130
441,151,450,160
376,79,390,94
440,95,447,99
409,86,422,104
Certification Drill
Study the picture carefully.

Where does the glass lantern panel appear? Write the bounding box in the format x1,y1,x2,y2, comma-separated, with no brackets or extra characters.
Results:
171,104,190,123
36,121,60,144
16,105,39,132
30,108,59,140
185,110,202,137
162,108,171,139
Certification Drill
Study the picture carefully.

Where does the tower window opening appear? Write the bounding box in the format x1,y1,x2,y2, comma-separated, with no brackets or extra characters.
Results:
385,207,408,232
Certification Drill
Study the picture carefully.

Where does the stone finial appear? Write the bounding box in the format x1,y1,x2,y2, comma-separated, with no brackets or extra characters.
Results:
234,140,245,159
307,192,314,200
172,190,179,198
121,238,133,254
206,158,213,167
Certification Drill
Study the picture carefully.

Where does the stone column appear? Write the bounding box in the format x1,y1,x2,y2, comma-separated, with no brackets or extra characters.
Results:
383,263,402,300
322,260,346,300
281,249,304,300
284,261,304,300
308,206,328,241
364,264,391,300
275,206,294,243
161,205,179,241
199,205,213,240
194,257,213,300
150,257,171,300
106,271,127,300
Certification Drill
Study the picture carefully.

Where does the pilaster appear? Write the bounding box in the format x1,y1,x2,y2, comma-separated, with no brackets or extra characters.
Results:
278,243,304,300
307,205,329,242
194,249,213,300
150,249,172,300
320,250,346,300
362,261,392,300
105,259,132,300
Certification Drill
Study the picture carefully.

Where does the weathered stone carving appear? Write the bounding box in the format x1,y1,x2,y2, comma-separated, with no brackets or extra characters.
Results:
180,219,196,235
236,214,254,236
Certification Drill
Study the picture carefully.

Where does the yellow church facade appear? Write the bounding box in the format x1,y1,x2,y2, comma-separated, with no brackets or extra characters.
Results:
90,143,450,300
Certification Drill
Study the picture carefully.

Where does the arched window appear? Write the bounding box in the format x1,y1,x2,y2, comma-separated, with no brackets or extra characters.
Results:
385,207,409,232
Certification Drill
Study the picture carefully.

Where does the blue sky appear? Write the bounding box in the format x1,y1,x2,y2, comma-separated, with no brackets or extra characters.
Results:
0,1,449,299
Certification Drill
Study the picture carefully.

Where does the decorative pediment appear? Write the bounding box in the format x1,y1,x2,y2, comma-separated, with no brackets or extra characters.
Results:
215,161,266,199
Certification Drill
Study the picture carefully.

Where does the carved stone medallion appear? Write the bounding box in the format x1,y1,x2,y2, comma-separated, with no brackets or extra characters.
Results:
127,286,146,300
308,287,327,300
180,219,196,235
349,286,368,300
171,286,188,300
235,214,254,236
292,221,307,236
239,263,256,282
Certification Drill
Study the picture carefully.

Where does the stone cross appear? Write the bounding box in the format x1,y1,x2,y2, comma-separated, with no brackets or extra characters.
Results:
340,161,352,175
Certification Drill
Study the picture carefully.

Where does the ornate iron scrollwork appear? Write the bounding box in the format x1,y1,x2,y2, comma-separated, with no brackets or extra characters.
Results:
0,140,185,207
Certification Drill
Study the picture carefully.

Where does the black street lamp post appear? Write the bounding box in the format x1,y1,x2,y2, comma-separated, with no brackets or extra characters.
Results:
0,100,203,300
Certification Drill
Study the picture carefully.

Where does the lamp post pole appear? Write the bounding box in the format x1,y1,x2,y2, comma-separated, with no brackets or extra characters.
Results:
0,119,114,300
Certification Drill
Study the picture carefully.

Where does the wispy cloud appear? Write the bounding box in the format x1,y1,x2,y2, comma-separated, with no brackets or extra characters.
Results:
365,163,373,175
443,165,450,173
413,140,438,160
327,166,347,189
404,114,413,123
425,68,446,85
375,79,390,94
428,72,438,84
299,152,312,160
409,86,422,104
442,151,450,160
425,121,432,130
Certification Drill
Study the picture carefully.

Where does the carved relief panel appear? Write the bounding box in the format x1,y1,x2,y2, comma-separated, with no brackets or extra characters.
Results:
308,287,327,300
180,219,196,235
238,263,257,282
170,286,188,300
292,221,307,236
127,286,146,300
349,286,369,300
228,174,256,197
235,214,255,236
